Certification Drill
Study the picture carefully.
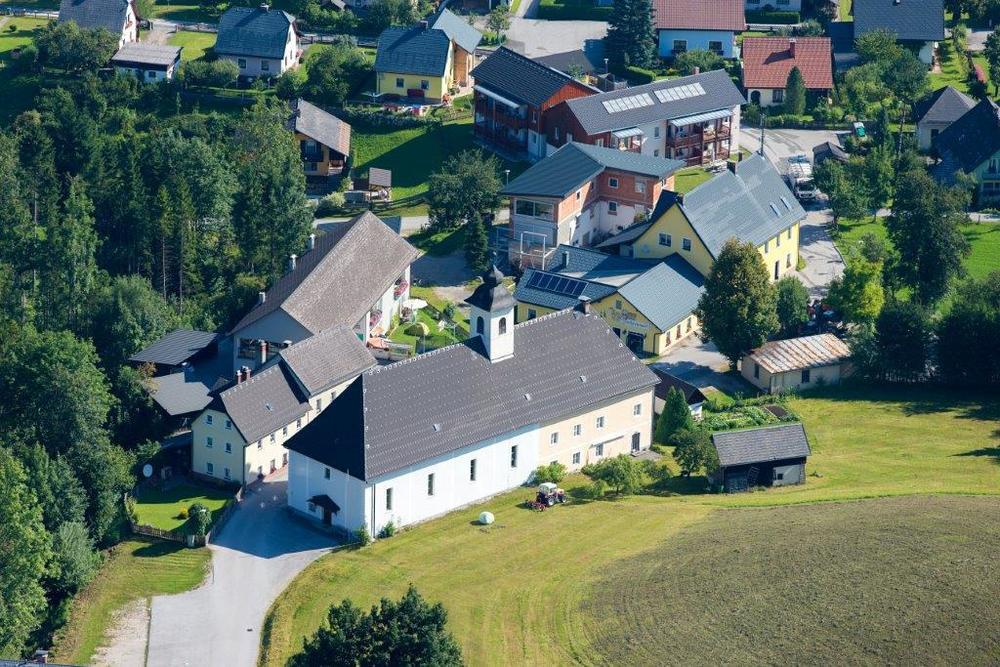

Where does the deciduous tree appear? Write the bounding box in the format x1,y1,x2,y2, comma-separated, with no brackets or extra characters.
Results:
827,257,885,324
427,150,503,231
695,239,779,368
582,454,645,496
671,427,718,477
775,276,809,337
935,271,1000,387
984,27,1000,95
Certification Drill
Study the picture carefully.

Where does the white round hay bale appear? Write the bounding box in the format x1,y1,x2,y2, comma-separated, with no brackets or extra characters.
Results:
478,511,495,525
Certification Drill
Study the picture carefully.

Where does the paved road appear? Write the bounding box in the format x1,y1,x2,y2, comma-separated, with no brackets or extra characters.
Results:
741,127,846,297
146,472,335,667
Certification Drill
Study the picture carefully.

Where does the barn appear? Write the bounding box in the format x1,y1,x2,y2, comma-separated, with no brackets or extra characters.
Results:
710,423,810,493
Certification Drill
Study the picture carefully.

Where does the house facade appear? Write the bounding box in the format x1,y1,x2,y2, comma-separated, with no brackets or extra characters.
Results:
741,37,833,108
931,98,1000,204
597,155,806,283
545,69,746,167
284,270,658,535
214,5,300,79
58,0,138,48
287,98,351,177
470,47,595,161
513,246,705,356
227,212,418,373
501,143,684,265
741,333,851,393
653,0,745,59
111,43,181,82
914,86,976,151
853,0,944,67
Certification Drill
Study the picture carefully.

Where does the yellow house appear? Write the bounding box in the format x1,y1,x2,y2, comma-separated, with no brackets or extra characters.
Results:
513,245,705,357
596,154,805,283
374,9,482,104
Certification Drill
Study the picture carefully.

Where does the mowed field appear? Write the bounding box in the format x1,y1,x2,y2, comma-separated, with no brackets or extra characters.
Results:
259,385,1000,666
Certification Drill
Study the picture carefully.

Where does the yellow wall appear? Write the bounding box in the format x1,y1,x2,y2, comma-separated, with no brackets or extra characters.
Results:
537,389,654,471
628,203,800,282
376,47,453,100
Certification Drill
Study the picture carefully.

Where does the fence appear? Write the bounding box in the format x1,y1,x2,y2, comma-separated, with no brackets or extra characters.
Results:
125,481,243,548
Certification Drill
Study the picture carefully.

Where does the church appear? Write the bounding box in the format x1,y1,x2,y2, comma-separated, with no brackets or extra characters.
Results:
283,268,658,535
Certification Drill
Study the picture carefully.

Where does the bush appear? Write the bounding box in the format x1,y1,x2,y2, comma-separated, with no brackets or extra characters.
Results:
533,461,567,484
640,458,673,486
186,502,210,537
176,508,189,520
314,191,346,217
624,65,656,84
745,9,800,23
338,105,443,129
179,59,240,89
537,0,612,21
582,454,644,496
378,521,396,539
671,427,719,476
51,521,101,594
405,322,429,337
354,525,373,546
673,49,725,76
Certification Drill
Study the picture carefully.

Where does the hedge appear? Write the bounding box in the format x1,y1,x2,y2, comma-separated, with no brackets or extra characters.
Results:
624,66,657,84
745,9,801,23
537,0,612,21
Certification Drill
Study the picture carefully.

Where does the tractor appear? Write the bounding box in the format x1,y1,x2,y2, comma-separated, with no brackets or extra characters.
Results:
526,482,567,511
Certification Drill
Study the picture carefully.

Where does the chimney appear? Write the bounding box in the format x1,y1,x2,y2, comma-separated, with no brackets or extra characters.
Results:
288,254,297,272
577,296,591,315
259,2,270,10
727,160,738,174
235,370,242,384
258,291,266,305
308,233,316,250
692,66,700,75
419,19,428,29
789,38,797,57
259,340,267,365
242,365,251,381
562,250,570,268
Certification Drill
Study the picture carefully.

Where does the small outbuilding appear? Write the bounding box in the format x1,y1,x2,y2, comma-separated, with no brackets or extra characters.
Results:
812,140,848,167
710,422,810,492
742,333,850,393
651,368,707,420
111,42,182,82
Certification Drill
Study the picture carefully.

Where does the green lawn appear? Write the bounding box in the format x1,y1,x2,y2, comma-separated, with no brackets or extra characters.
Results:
146,0,218,22
673,166,713,193
407,224,467,257
388,308,462,352
835,217,1000,281
259,384,1000,666
53,538,211,664
537,0,612,21
928,35,971,94
166,29,216,62
838,0,852,21
133,482,233,532
0,17,49,124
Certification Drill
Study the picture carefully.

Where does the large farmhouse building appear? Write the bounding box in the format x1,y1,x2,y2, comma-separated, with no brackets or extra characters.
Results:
284,268,658,534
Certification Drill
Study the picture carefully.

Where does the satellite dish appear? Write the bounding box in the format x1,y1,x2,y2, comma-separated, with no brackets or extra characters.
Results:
142,463,154,478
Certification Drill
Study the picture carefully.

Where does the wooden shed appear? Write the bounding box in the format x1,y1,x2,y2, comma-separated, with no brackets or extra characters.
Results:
710,423,811,493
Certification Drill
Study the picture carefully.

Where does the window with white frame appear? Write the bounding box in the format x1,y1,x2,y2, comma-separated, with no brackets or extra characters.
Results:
631,432,641,452
207,462,214,475
596,416,605,428
260,59,270,71
633,403,642,416
270,433,276,443
224,467,231,480
682,238,692,251
573,424,582,436
595,443,604,456
608,176,619,188
572,452,581,465
659,233,671,247
225,419,232,430
635,181,645,194
282,426,288,437
206,437,213,448
550,432,558,445
608,201,618,215
225,442,232,454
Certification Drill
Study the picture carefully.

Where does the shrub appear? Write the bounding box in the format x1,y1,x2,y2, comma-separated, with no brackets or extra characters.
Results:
405,322,429,337
314,191,346,217
624,65,656,84
186,502,210,536
640,458,673,486
673,49,725,76
177,508,189,520
533,461,567,484
354,525,373,546
582,455,644,496
671,427,719,476
179,59,240,89
378,521,396,539
745,9,800,23
51,521,101,594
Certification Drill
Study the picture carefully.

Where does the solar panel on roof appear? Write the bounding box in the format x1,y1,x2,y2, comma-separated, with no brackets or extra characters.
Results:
526,272,589,298
570,281,586,297
653,82,708,104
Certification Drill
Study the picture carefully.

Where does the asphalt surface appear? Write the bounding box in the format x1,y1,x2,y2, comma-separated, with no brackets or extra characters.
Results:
651,337,752,396
146,471,335,667
504,18,607,59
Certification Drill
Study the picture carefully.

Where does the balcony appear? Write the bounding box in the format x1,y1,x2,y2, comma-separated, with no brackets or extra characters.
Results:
474,124,528,153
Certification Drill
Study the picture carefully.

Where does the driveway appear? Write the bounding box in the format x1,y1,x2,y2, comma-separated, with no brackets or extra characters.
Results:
652,336,754,397
146,471,335,667
741,128,846,297
505,18,607,59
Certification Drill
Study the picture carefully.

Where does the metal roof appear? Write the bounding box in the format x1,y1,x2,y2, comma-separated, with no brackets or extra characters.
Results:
287,98,351,159
369,167,392,187
653,0,745,31
131,330,221,367
279,324,375,396
217,362,309,445
746,333,851,374
617,254,704,330
914,86,976,125
514,269,618,310
669,108,732,127
284,309,659,481
111,42,181,67
59,0,130,33
374,26,451,77
146,371,214,416
429,8,482,54
215,6,296,60
712,422,811,467
676,154,806,258
854,0,945,42
465,267,516,312
651,368,707,404
563,69,745,137
229,211,417,336
470,47,593,107
502,143,683,199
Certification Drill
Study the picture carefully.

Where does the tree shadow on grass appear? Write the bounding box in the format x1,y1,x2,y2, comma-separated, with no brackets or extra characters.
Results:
794,382,1000,425
955,445,1000,465
132,539,191,559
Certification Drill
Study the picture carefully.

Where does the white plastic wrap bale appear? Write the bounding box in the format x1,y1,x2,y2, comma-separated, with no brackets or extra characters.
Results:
478,511,495,525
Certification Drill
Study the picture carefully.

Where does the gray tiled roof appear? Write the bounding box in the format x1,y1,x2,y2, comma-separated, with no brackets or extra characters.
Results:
931,99,1000,177
374,26,451,77
854,0,945,42
131,330,221,367
502,143,683,198
618,254,704,330
59,0,130,32
230,211,418,336
677,154,806,257
548,244,656,283
288,98,351,158
651,368,707,404
112,42,181,67
279,324,375,396
285,309,659,481
712,423,810,467
429,8,482,54
218,363,309,445
215,6,295,60
146,371,213,416
513,268,618,310
470,47,591,107
563,68,745,136
747,333,850,374
914,86,976,125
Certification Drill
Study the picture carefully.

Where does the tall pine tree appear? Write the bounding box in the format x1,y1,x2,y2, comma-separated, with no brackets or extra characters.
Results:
605,0,657,71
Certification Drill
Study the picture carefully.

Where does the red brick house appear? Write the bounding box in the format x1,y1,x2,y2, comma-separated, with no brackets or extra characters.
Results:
470,47,596,161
